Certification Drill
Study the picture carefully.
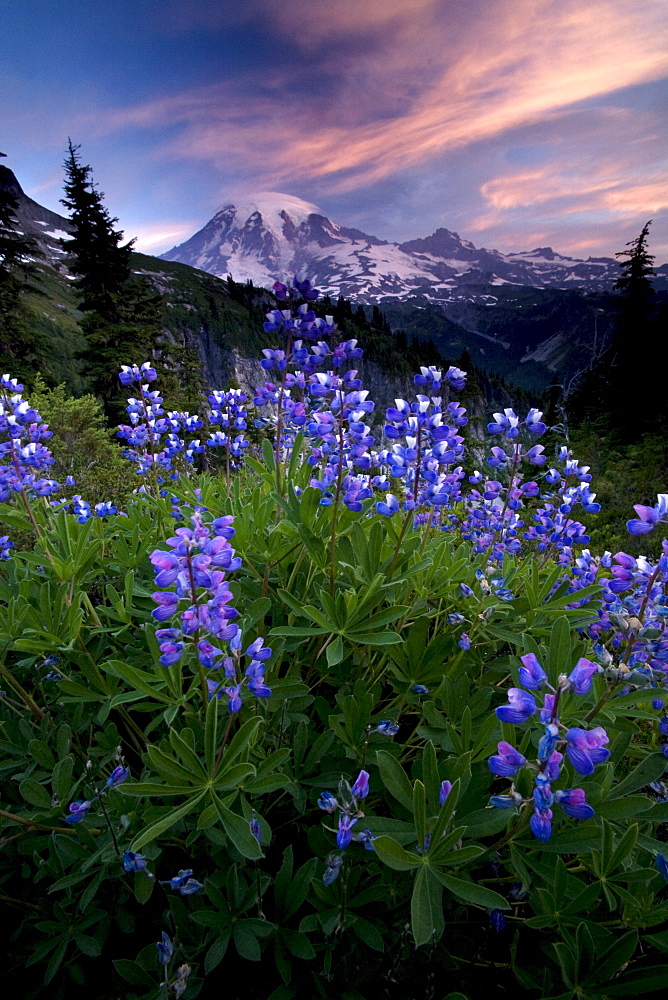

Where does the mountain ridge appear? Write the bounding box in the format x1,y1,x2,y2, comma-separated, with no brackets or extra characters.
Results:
160,192,668,305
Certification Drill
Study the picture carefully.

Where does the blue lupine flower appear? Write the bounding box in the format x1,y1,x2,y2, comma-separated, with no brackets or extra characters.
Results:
376,493,399,516
652,699,664,710
156,931,173,966
351,770,370,799
64,799,92,824
490,793,522,809
104,766,130,789
537,724,560,762
518,653,548,691
439,780,452,805
249,817,262,842
458,633,471,650
318,791,338,813
488,741,527,777
495,688,537,724
489,909,506,932
173,964,192,1000
658,716,668,736
161,869,203,895
337,815,358,849
565,727,610,775
374,720,400,736
533,781,554,811
656,854,668,881
323,854,344,886
530,808,552,842
122,851,149,873
412,684,429,694
356,828,377,851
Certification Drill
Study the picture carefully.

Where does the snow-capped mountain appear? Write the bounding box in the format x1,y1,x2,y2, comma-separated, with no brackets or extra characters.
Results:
160,192,668,304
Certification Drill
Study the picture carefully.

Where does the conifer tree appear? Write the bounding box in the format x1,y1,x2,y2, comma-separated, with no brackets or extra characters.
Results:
60,140,133,318
59,141,162,416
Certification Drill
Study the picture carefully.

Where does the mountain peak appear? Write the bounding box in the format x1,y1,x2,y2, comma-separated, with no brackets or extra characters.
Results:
213,192,322,234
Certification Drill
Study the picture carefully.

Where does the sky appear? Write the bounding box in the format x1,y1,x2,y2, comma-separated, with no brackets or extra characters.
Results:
2,0,667,261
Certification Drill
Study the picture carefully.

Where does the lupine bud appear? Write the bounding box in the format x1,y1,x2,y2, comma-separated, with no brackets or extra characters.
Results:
537,724,560,762
156,932,173,966
351,770,370,799
439,780,452,805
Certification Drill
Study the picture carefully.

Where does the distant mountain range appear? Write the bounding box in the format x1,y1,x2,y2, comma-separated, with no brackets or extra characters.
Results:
4,166,666,397
160,192,668,305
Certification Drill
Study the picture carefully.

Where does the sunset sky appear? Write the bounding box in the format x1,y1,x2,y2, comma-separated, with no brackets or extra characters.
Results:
2,0,667,261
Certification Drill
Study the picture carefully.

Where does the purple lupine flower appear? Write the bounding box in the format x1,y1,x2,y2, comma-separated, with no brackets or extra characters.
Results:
554,788,595,820
337,815,358,849
156,932,173,966
537,724,560,762
318,792,338,813
518,653,548,691
122,851,149,873
351,770,370,799
439,780,453,805
495,688,537,724
488,741,527,777
567,657,600,695
249,817,262,842
540,693,557,724
458,633,471,650
530,808,552,842
565,727,610,775
64,800,92,824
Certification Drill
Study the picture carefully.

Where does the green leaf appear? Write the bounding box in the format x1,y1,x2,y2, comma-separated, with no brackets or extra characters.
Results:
222,715,263,769
413,779,427,850
548,616,572,679
113,960,154,987
411,867,444,947
19,778,52,809
134,870,154,905
28,739,55,768
349,631,402,646
211,795,263,860
130,791,206,850
372,836,422,871
607,753,667,799
376,750,413,810
326,634,344,667
431,870,510,909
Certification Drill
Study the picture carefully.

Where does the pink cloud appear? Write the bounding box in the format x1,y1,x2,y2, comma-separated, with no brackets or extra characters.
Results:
98,0,668,197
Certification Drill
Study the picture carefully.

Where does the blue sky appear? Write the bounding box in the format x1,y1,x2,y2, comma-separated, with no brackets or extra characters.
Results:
2,0,666,260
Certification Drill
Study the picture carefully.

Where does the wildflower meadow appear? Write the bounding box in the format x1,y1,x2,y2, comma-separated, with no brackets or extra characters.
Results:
1,278,667,999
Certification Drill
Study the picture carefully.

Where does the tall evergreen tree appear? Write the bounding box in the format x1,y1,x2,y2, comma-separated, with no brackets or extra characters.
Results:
60,140,133,318
59,141,163,416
